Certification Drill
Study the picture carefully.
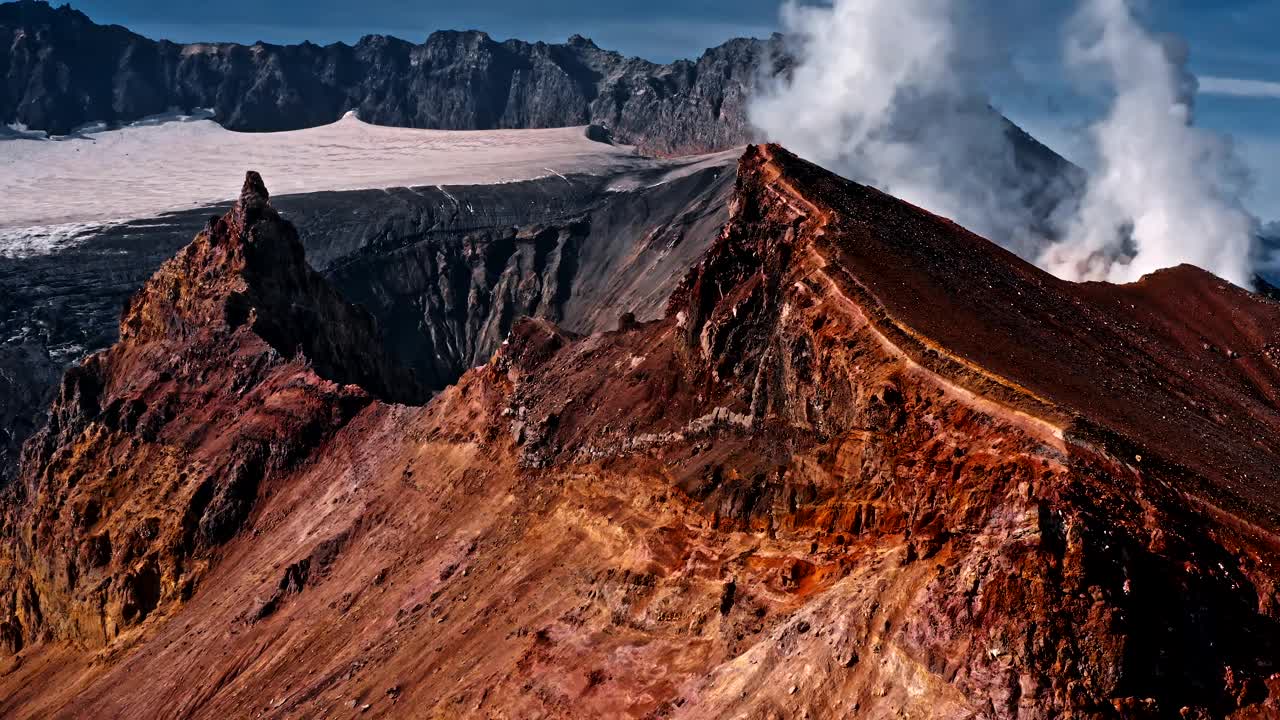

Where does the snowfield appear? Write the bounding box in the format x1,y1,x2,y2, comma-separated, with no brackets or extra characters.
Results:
0,111,731,255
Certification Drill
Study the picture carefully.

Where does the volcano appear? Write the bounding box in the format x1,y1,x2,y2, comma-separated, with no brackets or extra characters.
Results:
1,146,1279,718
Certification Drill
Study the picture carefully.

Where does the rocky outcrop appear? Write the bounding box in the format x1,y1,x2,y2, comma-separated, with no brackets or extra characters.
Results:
0,159,737,483
0,0,775,154
0,173,422,653
4,147,1279,718
502,147,1280,715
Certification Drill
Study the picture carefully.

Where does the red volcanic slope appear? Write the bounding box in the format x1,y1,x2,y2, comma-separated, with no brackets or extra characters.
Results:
0,146,1278,718
784,153,1280,529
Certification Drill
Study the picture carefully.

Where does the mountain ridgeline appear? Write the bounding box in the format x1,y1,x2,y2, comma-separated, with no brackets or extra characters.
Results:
1,0,775,155
3,148,1280,718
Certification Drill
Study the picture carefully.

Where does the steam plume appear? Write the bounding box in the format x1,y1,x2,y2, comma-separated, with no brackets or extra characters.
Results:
750,0,1259,287
748,0,1053,259
1041,0,1256,285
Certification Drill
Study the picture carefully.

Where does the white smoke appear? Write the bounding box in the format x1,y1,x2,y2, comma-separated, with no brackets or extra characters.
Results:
750,0,1259,287
748,0,1054,259
1040,0,1257,285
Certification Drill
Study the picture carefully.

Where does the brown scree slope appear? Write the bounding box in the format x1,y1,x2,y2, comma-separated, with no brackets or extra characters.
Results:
1,146,1279,718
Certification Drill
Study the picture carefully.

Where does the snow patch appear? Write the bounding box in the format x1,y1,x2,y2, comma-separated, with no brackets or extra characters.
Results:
0,221,122,259
2,112,738,257
0,113,652,235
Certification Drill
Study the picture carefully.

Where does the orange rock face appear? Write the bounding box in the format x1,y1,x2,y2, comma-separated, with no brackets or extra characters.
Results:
0,173,421,654
2,148,1280,718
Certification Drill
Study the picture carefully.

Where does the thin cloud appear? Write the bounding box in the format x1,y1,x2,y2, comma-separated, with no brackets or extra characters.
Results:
1199,75,1280,99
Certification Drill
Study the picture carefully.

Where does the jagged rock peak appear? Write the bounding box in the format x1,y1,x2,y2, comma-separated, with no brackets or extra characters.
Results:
0,182,401,657
0,0,87,23
668,145,813,365
0,171,437,651
426,28,493,45
230,169,276,233
238,170,270,209
117,172,426,404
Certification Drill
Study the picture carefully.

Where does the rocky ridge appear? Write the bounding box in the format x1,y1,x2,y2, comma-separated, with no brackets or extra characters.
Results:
1,0,775,154
0,174,422,654
1,147,1279,717
0,158,737,483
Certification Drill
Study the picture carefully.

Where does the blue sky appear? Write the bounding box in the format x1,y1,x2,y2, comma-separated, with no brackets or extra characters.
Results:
70,0,1280,220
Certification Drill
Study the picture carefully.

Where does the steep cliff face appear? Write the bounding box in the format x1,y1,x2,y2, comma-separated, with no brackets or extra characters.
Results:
328,162,735,389
3,148,1280,718
0,174,422,654
491,147,1280,716
0,0,774,154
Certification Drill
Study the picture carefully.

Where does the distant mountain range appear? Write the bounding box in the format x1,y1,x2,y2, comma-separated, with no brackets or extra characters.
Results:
0,0,778,155
0,0,1077,181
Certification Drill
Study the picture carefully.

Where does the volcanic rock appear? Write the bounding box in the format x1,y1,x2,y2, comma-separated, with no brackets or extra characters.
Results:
0,158,737,484
2,147,1279,718
0,172,422,654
